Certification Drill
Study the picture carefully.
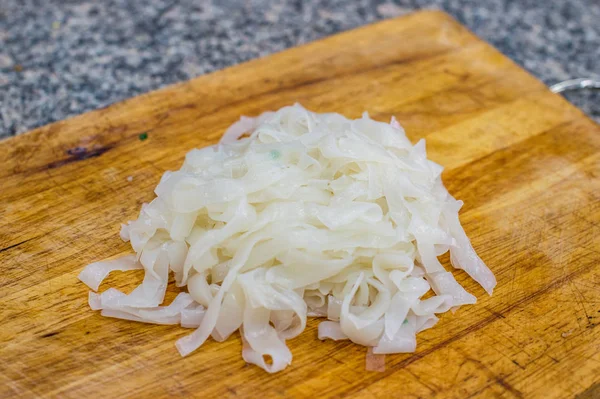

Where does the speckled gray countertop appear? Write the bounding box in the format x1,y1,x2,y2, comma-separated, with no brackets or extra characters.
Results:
1,0,599,139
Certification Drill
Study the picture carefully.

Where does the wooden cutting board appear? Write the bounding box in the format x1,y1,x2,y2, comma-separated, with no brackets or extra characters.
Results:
1,10,599,399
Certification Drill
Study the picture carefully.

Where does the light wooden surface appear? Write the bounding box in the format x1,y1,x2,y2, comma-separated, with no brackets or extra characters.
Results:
1,11,599,399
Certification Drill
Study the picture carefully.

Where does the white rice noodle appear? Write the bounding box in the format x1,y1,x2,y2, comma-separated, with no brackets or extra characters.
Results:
91,290,195,325
318,321,348,341
220,116,256,144
79,104,496,373
78,255,142,291
240,310,292,373
181,305,207,328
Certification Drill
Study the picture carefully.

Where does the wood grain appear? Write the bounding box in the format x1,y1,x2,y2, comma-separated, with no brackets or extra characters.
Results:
1,10,599,399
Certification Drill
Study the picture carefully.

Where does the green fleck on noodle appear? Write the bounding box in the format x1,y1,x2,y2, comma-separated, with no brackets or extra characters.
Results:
269,150,281,160
139,132,148,141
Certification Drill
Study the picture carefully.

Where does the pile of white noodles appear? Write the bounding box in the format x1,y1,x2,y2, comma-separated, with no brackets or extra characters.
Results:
79,104,496,373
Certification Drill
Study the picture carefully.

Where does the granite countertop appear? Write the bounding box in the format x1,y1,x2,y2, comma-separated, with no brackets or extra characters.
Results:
1,0,599,139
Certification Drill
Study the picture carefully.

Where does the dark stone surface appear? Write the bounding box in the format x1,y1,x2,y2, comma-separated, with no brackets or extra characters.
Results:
1,0,598,138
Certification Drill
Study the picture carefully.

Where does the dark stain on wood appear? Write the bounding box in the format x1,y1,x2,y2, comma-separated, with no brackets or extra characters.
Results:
45,144,115,170
0,237,34,253
40,332,59,338
495,376,524,399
